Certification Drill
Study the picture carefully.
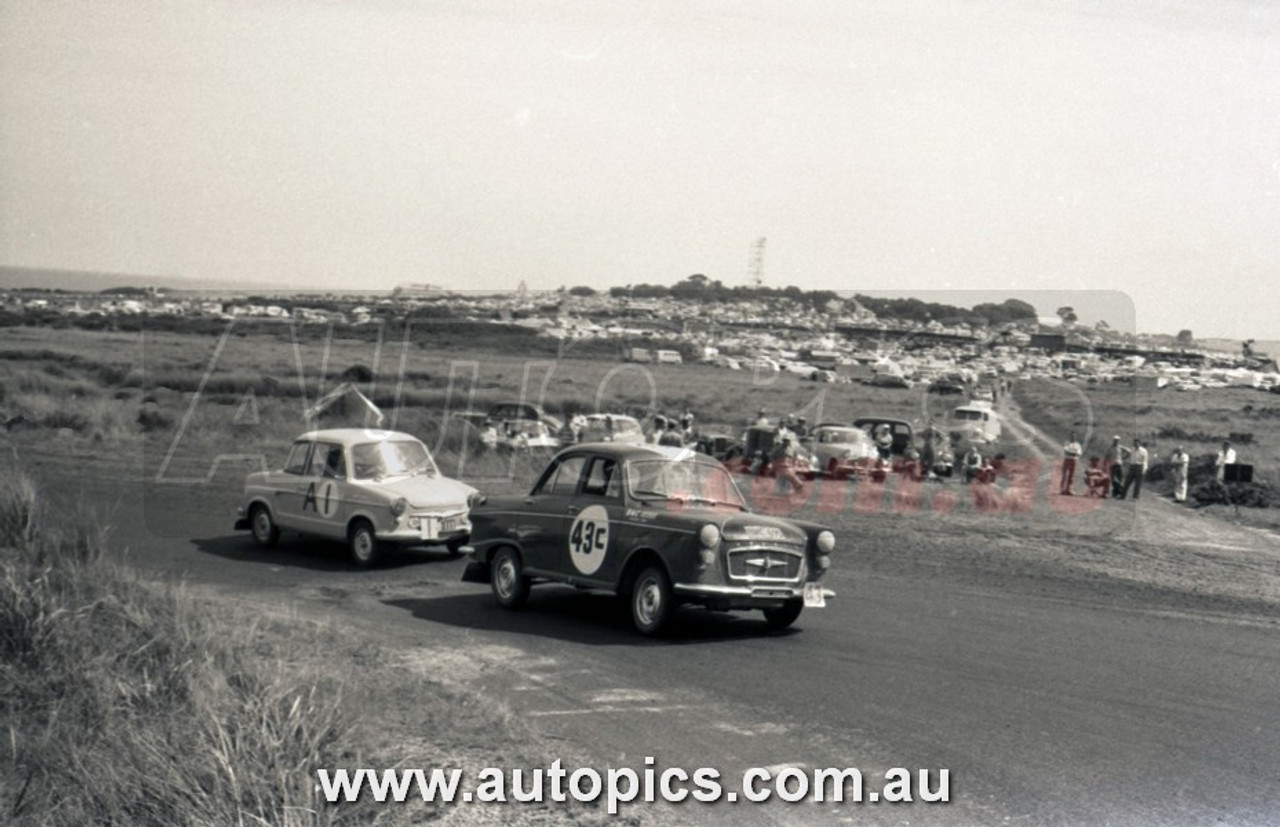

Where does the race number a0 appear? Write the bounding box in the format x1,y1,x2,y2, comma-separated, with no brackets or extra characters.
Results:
568,504,609,575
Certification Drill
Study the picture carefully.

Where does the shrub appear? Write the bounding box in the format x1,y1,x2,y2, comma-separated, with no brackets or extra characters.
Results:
1190,479,1278,509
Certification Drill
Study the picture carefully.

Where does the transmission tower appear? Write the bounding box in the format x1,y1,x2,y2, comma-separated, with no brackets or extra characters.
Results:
747,237,767,287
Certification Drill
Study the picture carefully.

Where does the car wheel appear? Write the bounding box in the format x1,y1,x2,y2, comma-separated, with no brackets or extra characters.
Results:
249,504,279,549
348,519,381,568
630,564,673,636
491,547,529,609
762,600,803,630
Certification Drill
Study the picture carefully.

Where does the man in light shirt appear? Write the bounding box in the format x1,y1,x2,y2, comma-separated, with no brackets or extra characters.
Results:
1214,440,1237,481
1119,438,1149,500
1060,431,1083,496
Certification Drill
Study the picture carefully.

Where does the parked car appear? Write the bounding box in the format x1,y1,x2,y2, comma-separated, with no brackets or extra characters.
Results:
866,373,912,389
234,428,479,566
971,385,996,403
949,404,1002,444
457,402,563,434
495,418,561,451
928,378,966,395
461,443,836,634
578,413,646,445
804,424,880,479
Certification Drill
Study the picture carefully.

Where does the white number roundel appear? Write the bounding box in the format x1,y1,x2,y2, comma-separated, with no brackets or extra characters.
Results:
568,504,610,575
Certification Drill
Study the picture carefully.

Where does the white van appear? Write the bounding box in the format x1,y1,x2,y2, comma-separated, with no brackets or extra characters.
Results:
949,404,1001,444
655,350,683,364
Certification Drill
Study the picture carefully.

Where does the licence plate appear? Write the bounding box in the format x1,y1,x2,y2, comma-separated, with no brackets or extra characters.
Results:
803,582,826,608
419,518,437,540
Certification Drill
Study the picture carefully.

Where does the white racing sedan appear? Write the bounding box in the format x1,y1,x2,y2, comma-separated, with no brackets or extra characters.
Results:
235,428,480,566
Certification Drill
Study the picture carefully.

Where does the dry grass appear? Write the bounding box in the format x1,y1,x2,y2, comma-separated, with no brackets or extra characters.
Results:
0,470,353,825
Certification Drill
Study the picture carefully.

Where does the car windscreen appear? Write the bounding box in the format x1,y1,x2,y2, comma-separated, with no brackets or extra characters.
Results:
953,410,983,421
819,428,863,444
350,440,436,480
625,459,746,509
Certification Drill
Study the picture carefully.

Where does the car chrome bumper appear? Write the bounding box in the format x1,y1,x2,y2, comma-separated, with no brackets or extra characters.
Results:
673,582,835,600
377,526,470,544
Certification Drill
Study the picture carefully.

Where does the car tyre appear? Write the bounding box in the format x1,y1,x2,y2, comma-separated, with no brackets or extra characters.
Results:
630,564,673,636
348,519,381,568
762,600,803,630
249,504,279,549
491,547,529,609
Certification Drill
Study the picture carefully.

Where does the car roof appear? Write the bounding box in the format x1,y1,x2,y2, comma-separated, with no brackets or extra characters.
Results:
293,428,421,445
852,416,912,426
583,413,639,422
556,442,714,463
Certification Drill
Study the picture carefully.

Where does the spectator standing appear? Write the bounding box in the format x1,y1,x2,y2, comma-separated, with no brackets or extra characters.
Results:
771,432,806,496
1214,440,1237,481
873,423,894,461
962,445,983,483
1170,445,1190,503
1107,436,1129,499
1060,432,1083,495
1120,438,1149,500
477,419,498,453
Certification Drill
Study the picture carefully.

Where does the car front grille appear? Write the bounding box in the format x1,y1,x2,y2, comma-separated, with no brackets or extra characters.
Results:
726,546,805,583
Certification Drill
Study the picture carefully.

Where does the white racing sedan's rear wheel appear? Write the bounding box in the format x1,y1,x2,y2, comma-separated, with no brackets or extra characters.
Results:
630,564,673,636
348,519,381,568
491,547,529,609
249,504,279,549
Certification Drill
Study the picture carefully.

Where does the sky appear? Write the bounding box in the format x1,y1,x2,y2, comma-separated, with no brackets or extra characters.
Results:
2,0,1278,340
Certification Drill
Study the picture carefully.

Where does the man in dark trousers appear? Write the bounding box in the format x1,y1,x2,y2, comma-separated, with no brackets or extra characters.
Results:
1107,435,1129,499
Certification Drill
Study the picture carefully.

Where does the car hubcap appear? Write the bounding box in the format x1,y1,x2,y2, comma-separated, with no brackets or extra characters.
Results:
496,559,515,597
253,511,270,539
636,579,661,625
354,531,372,560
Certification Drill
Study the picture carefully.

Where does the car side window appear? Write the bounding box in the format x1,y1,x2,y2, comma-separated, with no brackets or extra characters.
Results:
536,455,586,496
284,442,312,474
308,443,346,478
581,458,620,499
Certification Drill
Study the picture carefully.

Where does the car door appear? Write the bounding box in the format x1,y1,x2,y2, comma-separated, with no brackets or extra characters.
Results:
564,456,625,588
293,441,349,540
519,453,587,577
271,441,314,530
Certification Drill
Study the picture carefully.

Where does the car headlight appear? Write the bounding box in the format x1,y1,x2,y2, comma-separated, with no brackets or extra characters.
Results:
698,523,721,549
815,530,835,553
391,497,408,517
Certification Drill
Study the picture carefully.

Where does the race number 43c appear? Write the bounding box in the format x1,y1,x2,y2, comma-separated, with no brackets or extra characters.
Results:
568,504,609,575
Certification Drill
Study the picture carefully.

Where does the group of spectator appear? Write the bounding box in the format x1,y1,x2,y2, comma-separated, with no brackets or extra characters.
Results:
1059,433,1239,504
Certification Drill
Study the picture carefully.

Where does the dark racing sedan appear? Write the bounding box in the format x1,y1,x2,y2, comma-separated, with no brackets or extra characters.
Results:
460,443,836,635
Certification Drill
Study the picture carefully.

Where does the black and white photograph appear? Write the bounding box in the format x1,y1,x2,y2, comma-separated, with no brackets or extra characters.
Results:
2,2,1278,824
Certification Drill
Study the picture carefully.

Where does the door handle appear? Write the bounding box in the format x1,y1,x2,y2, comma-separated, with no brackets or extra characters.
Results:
566,505,579,515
